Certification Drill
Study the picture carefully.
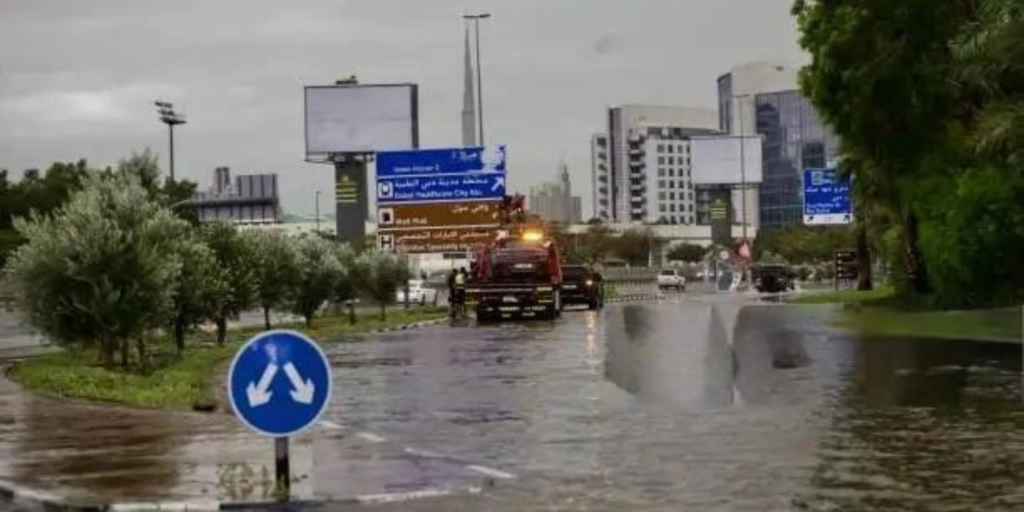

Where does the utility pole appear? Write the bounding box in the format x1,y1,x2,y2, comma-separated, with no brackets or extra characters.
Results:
735,94,750,243
315,190,321,234
463,13,491,145
154,101,186,181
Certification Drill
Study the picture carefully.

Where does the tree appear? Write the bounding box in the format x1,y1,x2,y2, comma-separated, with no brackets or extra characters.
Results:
6,174,185,370
201,223,257,344
614,227,657,267
578,222,614,267
357,251,412,320
290,236,341,328
248,230,300,329
332,244,361,324
793,0,971,295
168,235,224,355
666,243,705,263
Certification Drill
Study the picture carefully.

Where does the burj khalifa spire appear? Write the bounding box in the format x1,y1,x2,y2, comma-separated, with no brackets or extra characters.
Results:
461,25,477,146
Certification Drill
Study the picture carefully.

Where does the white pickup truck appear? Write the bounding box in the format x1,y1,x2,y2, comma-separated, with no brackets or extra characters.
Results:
657,269,686,291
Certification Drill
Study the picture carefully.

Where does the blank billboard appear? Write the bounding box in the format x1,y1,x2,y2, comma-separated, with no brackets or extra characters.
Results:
690,136,763,185
304,84,418,157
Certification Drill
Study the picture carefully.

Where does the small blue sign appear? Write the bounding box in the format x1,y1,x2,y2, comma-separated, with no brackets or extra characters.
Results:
227,330,332,437
803,168,852,225
377,174,506,203
376,145,507,177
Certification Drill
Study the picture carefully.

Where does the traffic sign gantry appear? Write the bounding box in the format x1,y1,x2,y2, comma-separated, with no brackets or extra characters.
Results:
227,330,332,437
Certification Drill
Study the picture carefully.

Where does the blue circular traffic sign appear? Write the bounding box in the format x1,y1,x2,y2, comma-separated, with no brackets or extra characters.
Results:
227,330,332,437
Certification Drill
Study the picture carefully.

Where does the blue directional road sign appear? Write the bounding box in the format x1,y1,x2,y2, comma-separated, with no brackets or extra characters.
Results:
803,168,852,225
227,330,332,437
377,174,506,203
376,145,507,178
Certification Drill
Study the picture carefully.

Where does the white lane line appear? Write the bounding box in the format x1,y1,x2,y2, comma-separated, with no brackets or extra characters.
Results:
319,420,345,430
403,447,448,459
466,464,516,480
356,486,482,504
357,431,387,443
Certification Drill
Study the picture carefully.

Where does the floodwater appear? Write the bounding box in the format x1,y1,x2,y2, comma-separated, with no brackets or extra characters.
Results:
321,298,1024,511
1,297,1022,511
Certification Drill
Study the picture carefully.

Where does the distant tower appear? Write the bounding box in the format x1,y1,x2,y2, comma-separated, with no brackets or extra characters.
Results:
559,159,572,223
461,27,478,146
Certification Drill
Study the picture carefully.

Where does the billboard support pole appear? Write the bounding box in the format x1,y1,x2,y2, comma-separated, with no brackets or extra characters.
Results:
333,154,370,242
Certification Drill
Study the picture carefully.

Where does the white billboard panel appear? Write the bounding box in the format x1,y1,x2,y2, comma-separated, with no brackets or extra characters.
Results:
304,84,418,156
690,136,763,185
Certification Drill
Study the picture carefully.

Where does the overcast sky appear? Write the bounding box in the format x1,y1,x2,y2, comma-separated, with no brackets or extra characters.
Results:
0,0,805,217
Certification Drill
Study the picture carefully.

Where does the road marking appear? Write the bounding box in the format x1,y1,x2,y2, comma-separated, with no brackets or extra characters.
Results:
357,431,387,443
356,486,482,504
404,447,448,459
466,464,516,480
319,420,345,430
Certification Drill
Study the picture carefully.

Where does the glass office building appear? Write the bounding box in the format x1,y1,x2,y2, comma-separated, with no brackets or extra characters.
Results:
755,90,840,228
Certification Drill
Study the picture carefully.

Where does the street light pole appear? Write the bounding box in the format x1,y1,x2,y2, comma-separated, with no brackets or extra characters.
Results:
463,13,491,146
154,101,186,181
315,190,321,234
735,94,750,244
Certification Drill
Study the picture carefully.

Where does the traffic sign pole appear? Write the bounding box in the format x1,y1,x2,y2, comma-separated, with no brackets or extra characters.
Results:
227,330,333,503
275,437,290,499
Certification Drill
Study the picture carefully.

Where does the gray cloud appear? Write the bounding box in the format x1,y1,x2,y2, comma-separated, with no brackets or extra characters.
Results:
0,0,805,217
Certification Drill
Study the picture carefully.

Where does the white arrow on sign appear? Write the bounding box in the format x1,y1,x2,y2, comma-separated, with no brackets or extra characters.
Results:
246,363,278,408
491,176,505,192
283,362,315,404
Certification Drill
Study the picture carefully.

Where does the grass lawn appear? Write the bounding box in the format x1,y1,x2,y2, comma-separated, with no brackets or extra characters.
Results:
8,306,447,411
837,306,1022,343
788,287,895,305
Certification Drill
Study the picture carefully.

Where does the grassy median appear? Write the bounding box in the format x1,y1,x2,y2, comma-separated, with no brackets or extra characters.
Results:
8,307,447,410
788,287,1021,343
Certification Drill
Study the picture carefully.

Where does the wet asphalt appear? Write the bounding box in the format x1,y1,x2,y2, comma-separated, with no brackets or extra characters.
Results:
3,294,1024,511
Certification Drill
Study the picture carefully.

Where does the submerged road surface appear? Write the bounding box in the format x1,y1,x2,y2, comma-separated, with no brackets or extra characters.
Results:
1,298,1022,511
320,298,1024,511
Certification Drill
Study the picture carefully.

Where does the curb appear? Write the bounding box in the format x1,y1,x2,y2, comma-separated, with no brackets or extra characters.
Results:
0,484,483,511
366,317,447,334
606,294,664,304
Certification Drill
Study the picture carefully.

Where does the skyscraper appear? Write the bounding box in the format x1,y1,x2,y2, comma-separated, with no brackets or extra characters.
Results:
461,27,477,147
528,161,582,224
717,61,839,229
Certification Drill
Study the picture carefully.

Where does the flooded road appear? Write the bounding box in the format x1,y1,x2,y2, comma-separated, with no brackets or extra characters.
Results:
322,298,1024,511
0,298,1021,510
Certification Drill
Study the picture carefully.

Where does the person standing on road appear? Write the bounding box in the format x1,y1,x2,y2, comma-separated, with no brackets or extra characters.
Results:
453,267,468,318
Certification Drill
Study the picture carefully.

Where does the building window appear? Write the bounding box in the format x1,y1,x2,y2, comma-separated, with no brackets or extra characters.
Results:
658,168,665,177
659,180,666,189
659,192,666,200
657,156,665,164
660,204,666,213
670,204,676,212
689,203,694,212
670,192,676,200
667,145,674,154
669,168,675,177
657,144,665,152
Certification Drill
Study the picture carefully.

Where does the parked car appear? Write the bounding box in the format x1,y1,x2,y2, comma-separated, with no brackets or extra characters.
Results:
657,268,686,291
560,265,604,310
395,279,438,305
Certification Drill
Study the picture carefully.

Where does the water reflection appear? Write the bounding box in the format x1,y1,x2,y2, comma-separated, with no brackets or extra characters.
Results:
11,397,180,500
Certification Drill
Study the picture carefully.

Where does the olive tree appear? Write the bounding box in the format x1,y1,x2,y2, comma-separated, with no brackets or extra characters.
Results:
247,230,299,330
290,236,341,328
5,175,185,369
167,236,225,355
201,223,257,345
357,251,412,320
332,243,361,325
